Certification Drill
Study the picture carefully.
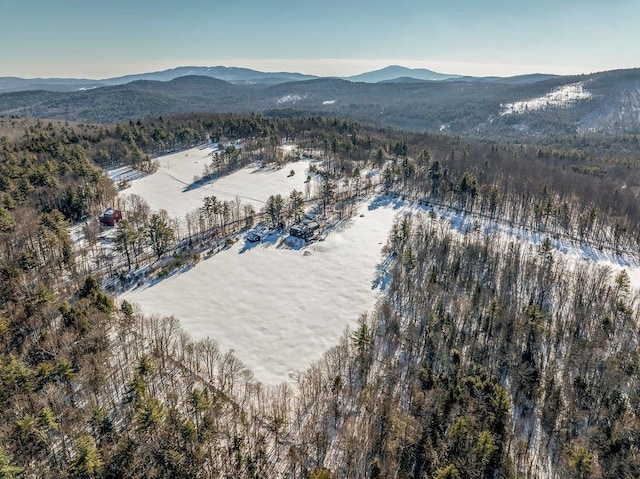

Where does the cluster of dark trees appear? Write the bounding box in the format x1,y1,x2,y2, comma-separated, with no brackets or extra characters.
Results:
1,113,639,477
369,215,639,478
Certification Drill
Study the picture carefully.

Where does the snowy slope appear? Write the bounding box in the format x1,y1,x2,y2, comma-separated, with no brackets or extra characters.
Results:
120,145,317,218
500,82,592,115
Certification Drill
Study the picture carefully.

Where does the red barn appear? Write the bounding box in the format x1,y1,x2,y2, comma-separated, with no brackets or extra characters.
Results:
99,208,122,226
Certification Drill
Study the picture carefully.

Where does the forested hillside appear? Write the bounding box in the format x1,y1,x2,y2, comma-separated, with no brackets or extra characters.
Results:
315,214,639,478
0,114,638,478
1,67,639,139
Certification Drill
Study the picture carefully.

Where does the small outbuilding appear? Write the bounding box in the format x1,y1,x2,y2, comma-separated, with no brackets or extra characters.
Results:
99,208,122,227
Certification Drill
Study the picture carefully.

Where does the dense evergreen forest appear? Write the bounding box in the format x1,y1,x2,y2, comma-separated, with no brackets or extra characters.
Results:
0,113,639,478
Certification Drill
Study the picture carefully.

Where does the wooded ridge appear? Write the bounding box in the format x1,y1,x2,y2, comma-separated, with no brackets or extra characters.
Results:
0,113,638,478
1,67,639,139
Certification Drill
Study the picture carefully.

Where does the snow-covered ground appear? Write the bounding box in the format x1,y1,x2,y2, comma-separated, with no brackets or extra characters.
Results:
116,145,399,384
108,165,147,184
118,145,317,219
501,82,592,115
112,144,640,386
420,202,640,287
278,94,304,105
122,201,398,384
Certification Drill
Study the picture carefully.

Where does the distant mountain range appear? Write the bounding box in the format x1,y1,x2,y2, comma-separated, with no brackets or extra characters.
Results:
1,66,639,139
0,64,565,94
344,65,461,83
0,66,319,93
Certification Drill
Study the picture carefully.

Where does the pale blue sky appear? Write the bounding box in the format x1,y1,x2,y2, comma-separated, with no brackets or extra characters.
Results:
1,0,638,78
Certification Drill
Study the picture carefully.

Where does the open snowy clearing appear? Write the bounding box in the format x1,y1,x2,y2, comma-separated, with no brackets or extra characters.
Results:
121,193,640,385
116,145,400,384
114,144,640,385
501,82,592,115
118,145,317,219
122,201,399,384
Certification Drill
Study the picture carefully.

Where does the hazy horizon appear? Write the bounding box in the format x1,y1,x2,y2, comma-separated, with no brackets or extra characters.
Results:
0,59,620,81
1,0,638,79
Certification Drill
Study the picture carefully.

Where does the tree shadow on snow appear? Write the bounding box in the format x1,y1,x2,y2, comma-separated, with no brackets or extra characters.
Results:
239,239,261,254
182,174,219,192
368,194,406,211
277,235,306,250
321,217,353,236
121,262,197,293
238,229,285,253
371,254,394,291
249,165,283,174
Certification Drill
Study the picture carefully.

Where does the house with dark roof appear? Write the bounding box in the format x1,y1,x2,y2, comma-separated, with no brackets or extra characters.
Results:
290,220,319,240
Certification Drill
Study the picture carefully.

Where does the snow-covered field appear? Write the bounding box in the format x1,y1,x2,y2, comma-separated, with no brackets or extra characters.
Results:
122,202,397,384
113,144,640,385
501,82,592,115
119,145,317,219
117,145,400,384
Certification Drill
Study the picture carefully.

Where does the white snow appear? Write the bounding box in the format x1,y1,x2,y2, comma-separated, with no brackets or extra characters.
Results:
121,201,398,385
501,82,592,115
117,145,399,384
107,165,146,185
120,146,317,219
280,143,297,154
113,143,640,386
419,202,640,289
323,100,336,105
277,94,304,105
